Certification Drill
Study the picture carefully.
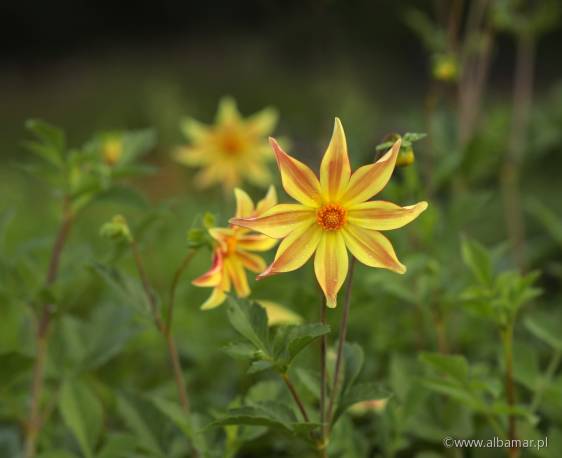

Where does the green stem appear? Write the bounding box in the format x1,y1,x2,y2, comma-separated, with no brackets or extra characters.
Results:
166,249,196,334
319,296,327,445
502,33,535,272
326,257,356,431
281,373,310,422
24,200,74,458
502,322,518,458
131,241,192,422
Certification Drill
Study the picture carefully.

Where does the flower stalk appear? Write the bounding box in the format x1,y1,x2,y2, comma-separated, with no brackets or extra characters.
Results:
326,256,356,430
24,199,74,458
130,242,193,414
501,322,518,458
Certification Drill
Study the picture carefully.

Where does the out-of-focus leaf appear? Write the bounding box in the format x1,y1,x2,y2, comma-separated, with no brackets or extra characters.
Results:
59,379,103,458
461,237,493,286
0,352,33,391
96,433,139,458
420,352,469,382
116,395,164,456
525,313,562,351
333,383,391,424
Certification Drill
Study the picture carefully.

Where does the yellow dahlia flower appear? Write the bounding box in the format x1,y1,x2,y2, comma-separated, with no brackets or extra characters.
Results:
174,97,278,191
193,186,278,309
230,118,428,308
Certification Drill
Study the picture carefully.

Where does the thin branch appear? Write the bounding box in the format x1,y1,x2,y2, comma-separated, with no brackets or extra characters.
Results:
282,373,310,423
326,257,356,429
166,249,196,334
24,199,74,458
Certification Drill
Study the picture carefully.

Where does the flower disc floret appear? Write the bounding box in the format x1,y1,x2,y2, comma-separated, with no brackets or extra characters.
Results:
317,204,347,231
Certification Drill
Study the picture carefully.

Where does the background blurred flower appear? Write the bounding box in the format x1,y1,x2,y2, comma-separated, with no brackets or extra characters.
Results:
231,119,428,308
174,97,278,191
193,186,278,309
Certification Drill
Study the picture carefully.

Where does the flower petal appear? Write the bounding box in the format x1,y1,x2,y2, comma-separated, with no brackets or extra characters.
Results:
258,221,322,278
216,97,240,124
314,231,348,308
258,300,303,326
192,250,223,287
230,204,316,239
173,146,208,166
234,188,255,218
255,185,278,215
236,250,267,273
342,225,406,274
320,118,351,202
269,138,321,207
341,139,401,206
224,257,250,297
180,118,209,142
347,200,428,230
236,234,278,252
201,288,227,310
246,107,278,135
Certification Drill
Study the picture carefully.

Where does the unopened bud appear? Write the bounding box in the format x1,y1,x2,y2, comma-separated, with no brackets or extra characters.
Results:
100,214,133,243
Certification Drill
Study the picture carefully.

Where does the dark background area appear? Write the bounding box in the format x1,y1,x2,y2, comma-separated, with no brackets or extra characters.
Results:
1,0,561,157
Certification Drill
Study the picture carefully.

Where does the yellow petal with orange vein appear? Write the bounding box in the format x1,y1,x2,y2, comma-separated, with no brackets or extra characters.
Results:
314,231,348,308
230,204,316,239
236,250,267,273
255,185,278,216
269,138,322,207
236,234,278,252
234,188,255,218
201,288,227,310
320,118,351,202
258,221,322,278
192,250,223,287
224,257,250,297
342,225,406,274
341,140,401,206
258,300,303,326
347,200,428,231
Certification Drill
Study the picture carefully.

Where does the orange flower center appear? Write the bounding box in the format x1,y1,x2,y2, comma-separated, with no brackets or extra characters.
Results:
317,204,347,231
219,129,245,156
224,236,238,255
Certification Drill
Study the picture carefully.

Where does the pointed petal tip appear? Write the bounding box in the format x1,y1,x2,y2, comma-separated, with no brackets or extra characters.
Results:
326,296,338,308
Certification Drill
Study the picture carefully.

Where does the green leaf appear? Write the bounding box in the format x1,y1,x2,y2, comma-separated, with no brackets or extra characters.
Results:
149,396,194,440
419,352,469,381
116,395,164,456
527,198,562,248
222,342,258,360
83,304,137,370
24,119,65,167
461,237,493,286
96,433,139,458
58,379,103,458
226,297,270,355
247,360,274,374
525,313,562,351
274,323,330,370
419,377,479,409
214,401,319,437
341,342,364,396
0,352,33,391
333,383,391,424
